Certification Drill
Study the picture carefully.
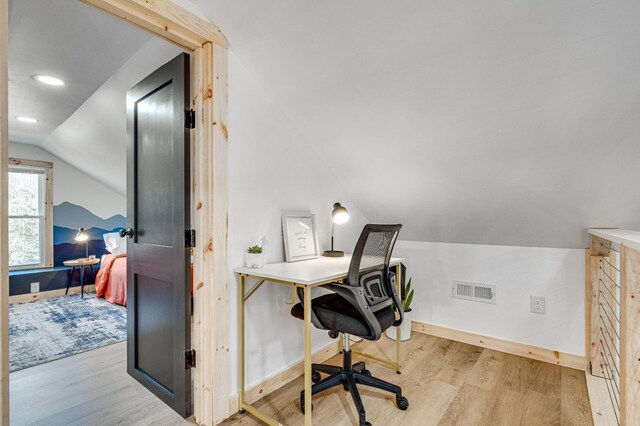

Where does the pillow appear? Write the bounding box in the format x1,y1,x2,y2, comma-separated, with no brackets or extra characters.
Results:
103,232,127,256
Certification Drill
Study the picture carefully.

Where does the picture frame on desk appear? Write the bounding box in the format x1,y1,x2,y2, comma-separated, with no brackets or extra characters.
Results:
282,212,320,262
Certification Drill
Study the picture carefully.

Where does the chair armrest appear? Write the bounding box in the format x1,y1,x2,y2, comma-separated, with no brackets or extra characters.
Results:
296,284,381,338
322,282,383,340
388,271,404,327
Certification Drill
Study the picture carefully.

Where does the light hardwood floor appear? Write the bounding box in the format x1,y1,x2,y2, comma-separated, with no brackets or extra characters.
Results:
10,342,190,426
223,333,593,426
10,333,592,426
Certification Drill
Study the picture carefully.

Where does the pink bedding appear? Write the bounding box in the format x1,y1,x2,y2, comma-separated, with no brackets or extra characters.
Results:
95,254,127,306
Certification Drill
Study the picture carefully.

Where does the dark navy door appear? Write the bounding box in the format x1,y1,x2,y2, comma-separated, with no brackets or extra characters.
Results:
125,53,192,417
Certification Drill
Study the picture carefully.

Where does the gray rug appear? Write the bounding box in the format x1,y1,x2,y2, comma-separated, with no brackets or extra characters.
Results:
9,293,127,372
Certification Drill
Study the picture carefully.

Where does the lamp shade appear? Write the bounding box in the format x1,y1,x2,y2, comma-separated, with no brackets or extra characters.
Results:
331,202,350,225
75,228,89,242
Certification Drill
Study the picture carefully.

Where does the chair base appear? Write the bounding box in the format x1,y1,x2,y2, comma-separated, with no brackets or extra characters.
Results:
300,349,408,425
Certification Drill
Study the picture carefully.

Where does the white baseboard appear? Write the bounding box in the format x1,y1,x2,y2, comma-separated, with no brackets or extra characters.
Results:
412,320,587,371
227,341,340,416
9,285,96,304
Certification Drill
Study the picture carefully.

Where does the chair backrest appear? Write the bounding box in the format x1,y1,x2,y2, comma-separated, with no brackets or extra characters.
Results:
347,224,402,312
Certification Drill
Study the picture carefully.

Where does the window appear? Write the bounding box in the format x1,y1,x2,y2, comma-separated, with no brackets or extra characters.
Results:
8,159,53,269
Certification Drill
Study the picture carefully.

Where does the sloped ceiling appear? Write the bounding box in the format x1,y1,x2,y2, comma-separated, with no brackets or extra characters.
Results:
8,0,640,248
193,0,640,248
7,0,182,196
8,0,152,144
45,38,183,195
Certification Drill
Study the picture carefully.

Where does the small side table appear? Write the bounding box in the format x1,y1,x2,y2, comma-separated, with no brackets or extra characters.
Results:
63,258,101,298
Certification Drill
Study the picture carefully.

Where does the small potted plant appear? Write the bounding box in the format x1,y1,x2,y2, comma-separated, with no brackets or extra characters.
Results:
245,244,266,268
386,277,414,341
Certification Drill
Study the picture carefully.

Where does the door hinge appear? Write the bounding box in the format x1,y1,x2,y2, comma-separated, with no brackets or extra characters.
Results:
185,229,196,248
185,109,195,129
185,349,196,369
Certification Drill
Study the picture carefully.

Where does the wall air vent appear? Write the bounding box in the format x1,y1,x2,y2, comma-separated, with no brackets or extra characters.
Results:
452,280,496,304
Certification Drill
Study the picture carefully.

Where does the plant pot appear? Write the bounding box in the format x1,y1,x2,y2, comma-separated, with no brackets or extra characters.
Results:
385,311,412,341
245,252,266,268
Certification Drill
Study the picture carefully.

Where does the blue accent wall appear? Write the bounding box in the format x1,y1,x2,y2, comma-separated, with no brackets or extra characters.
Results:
52,202,126,266
9,267,97,296
10,202,125,295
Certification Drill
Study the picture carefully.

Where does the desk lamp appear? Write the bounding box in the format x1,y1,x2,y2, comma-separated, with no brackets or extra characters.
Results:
323,202,350,257
75,228,89,258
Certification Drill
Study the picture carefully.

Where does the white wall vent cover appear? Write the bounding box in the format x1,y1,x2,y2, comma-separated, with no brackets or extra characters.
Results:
452,280,496,304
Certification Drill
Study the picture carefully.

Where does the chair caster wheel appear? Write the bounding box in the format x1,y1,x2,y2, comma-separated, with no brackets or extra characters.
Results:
396,396,409,410
360,422,372,426
361,369,372,377
239,409,245,414
311,371,321,383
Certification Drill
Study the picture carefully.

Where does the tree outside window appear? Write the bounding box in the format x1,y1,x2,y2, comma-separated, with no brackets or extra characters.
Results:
8,159,53,269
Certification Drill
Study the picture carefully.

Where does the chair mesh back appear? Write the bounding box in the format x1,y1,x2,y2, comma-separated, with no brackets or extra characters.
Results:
359,232,394,270
348,224,402,310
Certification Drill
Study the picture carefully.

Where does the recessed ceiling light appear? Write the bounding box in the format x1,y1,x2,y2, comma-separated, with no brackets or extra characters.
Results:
16,116,38,123
33,75,65,86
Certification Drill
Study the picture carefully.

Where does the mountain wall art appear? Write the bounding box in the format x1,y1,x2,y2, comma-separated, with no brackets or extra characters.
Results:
53,202,126,266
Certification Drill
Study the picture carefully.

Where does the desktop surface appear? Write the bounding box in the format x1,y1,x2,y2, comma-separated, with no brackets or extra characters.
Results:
234,255,403,286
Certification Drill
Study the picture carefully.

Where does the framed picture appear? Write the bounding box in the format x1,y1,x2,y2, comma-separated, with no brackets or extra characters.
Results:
282,212,320,262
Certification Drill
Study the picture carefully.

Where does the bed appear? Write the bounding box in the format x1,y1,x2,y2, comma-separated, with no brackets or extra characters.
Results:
95,254,127,306
95,232,127,306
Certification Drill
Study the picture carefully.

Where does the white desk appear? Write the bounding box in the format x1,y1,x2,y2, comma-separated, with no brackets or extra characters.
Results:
234,255,404,426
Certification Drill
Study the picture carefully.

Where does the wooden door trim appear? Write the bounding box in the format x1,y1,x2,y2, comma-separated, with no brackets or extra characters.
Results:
0,0,9,423
80,0,228,49
191,42,229,425
0,1,229,425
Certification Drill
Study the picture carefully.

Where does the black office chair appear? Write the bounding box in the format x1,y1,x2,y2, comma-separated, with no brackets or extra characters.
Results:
291,224,408,426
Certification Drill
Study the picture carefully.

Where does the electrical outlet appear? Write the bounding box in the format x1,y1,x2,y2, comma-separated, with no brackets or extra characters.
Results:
530,295,545,314
30,282,40,293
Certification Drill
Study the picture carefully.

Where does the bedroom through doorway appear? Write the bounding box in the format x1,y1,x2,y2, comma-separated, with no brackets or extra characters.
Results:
6,0,185,373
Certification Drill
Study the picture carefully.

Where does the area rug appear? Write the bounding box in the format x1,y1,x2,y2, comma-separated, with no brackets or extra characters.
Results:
9,293,126,372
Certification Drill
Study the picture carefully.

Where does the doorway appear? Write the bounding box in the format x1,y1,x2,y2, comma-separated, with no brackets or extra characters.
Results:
1,0,230,424
5,0,183,376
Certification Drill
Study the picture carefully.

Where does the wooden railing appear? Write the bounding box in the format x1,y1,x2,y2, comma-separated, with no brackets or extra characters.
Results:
586,229,640,426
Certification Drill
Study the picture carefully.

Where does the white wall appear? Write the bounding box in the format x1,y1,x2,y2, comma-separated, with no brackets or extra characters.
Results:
395,240,585,356
223,41,588,396
227,51,369,392
8,142,125,219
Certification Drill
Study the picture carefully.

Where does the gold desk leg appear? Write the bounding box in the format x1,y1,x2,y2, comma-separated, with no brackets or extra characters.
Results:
284,285,297,305
303,285,313,426
238,274,246,411
395,264,402,373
